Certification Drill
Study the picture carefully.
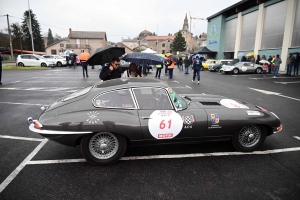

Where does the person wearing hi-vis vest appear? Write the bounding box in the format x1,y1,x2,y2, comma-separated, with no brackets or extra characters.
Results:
167,58,175,79
155,63,163,79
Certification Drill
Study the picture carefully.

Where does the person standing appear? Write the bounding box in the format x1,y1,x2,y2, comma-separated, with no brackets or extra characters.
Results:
262,63,268,77
167,58,175,79
99,57,122,81
255,55,261,65
286,53,295,75
273,54,282,78
0,52,3,85
267,56,273,74
192,55,202,84
177,57,183,71
294,53,300,76
80,60,89,78
164,56,169,75
155,63,163,79
184,56,190,74
241,56,246,62
71,54,77,69
250,55,255,63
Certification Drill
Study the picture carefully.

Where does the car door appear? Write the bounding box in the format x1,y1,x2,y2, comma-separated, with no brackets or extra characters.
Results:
20,55,31,66
30,55,40,66
132,87,196,143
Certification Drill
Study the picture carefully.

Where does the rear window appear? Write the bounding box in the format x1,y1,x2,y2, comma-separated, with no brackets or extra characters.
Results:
63,85,93,101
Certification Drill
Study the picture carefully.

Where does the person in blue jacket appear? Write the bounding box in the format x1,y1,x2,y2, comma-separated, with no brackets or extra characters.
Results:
192,55,202,84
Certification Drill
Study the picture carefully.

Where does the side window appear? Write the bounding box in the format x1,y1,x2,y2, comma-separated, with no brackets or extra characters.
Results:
244,63,250,66
44,56,49,59
21,55,30,59
93,89,135,109
30,55,38,60
133,88,173,110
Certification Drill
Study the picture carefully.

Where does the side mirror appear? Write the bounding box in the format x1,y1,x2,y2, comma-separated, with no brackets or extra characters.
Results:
36,58,39,60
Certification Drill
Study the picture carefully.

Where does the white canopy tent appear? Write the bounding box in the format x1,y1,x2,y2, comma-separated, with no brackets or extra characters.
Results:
141,48,157,54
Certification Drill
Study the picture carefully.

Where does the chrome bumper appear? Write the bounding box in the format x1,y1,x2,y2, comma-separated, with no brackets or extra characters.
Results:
27,117,92,135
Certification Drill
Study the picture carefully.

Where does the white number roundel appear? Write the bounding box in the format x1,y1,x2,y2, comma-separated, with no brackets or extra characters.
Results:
148,110,183,139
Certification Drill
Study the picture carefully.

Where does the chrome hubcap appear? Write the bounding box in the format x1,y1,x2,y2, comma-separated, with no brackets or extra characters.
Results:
238,125,261,147
89,132,119,159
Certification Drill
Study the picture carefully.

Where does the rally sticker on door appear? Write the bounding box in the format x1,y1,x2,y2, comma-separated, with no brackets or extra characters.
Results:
148,110,183,139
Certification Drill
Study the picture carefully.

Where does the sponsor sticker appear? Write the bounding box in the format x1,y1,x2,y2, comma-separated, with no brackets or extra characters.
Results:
148,110,183,139
182,115,195,129
220,99,249,109
86,111,100,124
211,113,219,124
246,110,261,116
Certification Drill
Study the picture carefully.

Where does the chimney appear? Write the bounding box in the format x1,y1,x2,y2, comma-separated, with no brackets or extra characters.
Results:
69,28,72,38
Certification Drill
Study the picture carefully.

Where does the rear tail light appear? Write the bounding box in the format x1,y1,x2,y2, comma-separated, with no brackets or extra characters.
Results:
255,105,268,112
277,125,282,132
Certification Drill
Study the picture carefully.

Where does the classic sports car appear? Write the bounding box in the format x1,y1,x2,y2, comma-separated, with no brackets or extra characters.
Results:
202,59,217,70
27,78,282,165
208,59,239,72
220,62,262,74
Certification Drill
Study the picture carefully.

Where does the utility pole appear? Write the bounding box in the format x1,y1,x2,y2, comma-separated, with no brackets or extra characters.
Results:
6,14,14,60
156,24,158,53
28,0,34,54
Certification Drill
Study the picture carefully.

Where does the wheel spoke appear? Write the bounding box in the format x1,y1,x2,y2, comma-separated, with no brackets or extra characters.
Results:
89,132,119,159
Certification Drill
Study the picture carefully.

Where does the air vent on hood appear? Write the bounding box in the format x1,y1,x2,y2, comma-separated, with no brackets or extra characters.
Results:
199,102,221,106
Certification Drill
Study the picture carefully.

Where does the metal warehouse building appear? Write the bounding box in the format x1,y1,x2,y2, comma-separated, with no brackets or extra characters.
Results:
206,0,300,72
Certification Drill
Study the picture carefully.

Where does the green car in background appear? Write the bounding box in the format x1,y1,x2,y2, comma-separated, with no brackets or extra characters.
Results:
208,59,239,72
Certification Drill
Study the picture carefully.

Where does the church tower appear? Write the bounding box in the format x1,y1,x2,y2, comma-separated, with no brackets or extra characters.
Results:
182,13,189,32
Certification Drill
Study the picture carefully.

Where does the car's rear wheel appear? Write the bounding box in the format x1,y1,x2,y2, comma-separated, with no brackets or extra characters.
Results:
18,62,24,67
215,68,219,72
80,132,127,165
57,62,62,67
232,125,266,152
255,68,262,74
41,63,47,67
233,68,239,74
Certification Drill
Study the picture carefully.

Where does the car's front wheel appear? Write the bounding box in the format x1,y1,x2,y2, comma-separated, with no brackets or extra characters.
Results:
41,63,47,67
81,132,127,165
233,68,239,74
215,68,220,72
18,62,24,67
57,62,62,67
232,125,266,152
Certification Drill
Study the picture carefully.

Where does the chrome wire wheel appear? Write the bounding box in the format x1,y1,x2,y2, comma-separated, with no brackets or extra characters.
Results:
238,125,261,148
89,132,119,159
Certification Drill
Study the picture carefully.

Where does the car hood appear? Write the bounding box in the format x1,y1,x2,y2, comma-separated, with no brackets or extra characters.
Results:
180,93,258,110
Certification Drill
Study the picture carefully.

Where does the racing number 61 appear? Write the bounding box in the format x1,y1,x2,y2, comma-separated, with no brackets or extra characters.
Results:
159,120,172,129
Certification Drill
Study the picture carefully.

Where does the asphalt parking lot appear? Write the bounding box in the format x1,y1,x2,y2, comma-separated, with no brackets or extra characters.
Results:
0,66,300,199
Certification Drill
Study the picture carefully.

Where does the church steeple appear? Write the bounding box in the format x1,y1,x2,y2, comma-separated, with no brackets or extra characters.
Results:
182,13,189,31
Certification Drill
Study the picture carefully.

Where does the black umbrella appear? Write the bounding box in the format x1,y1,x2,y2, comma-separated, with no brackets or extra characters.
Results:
167,55,178,63
70,53,78,57
87,45,126,65
122,52,163,65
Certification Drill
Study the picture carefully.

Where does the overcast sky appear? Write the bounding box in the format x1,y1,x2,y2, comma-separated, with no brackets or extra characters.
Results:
0,0,240,42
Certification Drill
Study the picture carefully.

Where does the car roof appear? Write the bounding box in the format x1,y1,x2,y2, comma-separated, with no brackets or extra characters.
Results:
95,78,168,89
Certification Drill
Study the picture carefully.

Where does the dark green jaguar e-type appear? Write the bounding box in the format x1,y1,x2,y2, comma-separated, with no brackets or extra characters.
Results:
28,78,282,165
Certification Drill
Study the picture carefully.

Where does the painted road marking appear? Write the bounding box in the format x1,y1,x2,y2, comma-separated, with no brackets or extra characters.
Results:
186,86,192,89
249,87,300,102
274,81,300,84
249,77,299,80
10,81,22,84
0,139,48,193
26,147,300,165
0,102,45,106
294,136,300,141
0,135,44,142
0,87,82,92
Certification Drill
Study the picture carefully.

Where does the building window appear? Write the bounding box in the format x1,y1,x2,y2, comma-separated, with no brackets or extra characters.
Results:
60,44,64,47
168,40,170,42
51,50,57,55
292,0,300,47
261,1,288,49
162,44,165,47
86,39,89,45
162,50,165,54
170,50,172,53
240,11,258,51
224,18,237,52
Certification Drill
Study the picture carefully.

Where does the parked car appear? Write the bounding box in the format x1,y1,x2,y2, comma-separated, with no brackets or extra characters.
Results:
208,59,239,72
28,78,282,165
220,62,262,74
42,55,67,67
202,59,217,70
16,54,55,67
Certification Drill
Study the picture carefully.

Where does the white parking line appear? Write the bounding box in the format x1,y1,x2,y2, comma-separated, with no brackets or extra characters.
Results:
186,86,192,89
274,81,300,84
0,135,44,142
0,102,45,106
0,139,48,193
294,136,300,141
26,147,300,165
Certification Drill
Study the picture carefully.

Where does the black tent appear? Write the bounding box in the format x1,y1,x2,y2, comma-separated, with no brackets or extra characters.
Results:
192,46,217,54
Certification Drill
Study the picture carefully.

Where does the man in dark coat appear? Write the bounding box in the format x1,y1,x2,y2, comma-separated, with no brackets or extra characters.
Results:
100,57,122,81
192,55,202,84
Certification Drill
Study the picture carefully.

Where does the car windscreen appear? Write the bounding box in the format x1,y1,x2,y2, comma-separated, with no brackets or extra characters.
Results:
168,87,187,110
234,62,243,67
63,85,93,101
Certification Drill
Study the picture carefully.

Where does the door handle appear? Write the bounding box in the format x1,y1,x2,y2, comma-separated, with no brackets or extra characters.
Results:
141,117,151,120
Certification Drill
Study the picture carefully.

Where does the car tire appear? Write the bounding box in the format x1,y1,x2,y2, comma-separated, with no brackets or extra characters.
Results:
41,63,47,67
215,68,219,72
80,132,127,165
233,68,239,74
232,125,267,152
18,62,24,67
255,68,262,74
57,62,62,67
